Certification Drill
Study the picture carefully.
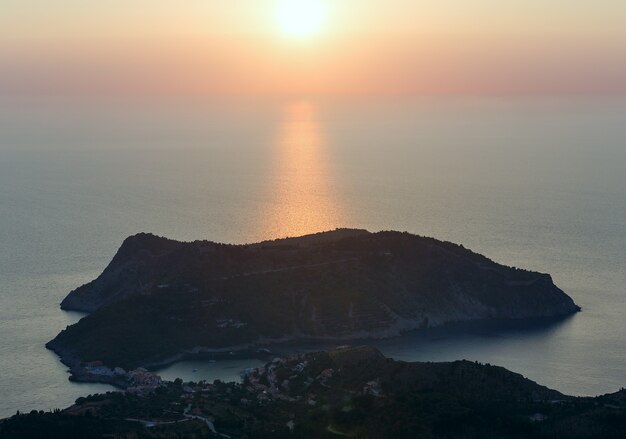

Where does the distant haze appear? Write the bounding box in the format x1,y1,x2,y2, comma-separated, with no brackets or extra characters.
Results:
1,0,626,95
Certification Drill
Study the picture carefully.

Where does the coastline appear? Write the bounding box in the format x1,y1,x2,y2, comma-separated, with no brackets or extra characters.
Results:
46,312,579,388
4,345,626,438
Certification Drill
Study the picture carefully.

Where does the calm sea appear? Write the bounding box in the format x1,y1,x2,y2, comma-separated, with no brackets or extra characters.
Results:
1,96,625,418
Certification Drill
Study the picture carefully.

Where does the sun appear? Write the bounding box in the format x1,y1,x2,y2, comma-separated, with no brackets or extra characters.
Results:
276,0,328,39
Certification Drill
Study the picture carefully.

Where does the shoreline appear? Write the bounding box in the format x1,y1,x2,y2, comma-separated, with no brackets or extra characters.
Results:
46,312,579,389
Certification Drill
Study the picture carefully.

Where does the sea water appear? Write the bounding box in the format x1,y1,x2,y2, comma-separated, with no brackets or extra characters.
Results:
1,96,625,418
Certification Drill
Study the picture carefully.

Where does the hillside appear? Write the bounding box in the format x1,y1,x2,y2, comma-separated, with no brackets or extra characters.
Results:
3,347,624,439
49,229,579,370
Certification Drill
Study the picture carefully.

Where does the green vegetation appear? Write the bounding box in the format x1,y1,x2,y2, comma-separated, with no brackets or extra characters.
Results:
50,230,579,370
3,347,624,438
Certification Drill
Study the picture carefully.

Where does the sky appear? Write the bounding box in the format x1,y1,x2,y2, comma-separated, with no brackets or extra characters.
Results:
1,0,625,95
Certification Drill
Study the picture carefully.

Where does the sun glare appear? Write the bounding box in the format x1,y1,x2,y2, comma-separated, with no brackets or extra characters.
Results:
276,0,328,39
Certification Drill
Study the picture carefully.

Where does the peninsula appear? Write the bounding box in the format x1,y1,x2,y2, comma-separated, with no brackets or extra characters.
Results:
48,229,579,375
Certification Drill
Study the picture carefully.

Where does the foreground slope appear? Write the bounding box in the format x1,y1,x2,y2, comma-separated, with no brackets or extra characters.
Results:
49,229,579,369
2,347,624,439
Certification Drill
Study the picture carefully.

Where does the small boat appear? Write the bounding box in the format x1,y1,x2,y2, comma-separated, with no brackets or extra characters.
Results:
192,368,198,373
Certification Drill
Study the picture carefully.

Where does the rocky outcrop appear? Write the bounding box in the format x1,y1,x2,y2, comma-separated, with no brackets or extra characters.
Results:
50,229,580,369
60,233,186,312
60,229,369,312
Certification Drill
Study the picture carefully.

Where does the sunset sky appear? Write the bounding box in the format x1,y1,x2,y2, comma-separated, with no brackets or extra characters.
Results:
2,0,626,95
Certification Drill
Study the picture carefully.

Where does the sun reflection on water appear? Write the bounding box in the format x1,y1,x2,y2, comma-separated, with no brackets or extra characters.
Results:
258,100,346,238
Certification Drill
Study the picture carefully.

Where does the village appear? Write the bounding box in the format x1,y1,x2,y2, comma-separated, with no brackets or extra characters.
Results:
81,360,164,395
6,346,623,438
68,348,387,436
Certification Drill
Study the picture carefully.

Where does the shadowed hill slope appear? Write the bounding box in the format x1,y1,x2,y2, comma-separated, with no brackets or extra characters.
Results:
49,229,579,370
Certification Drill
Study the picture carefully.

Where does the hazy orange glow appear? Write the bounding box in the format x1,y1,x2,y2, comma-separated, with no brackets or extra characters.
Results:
259,101,346,238
1,1,626,95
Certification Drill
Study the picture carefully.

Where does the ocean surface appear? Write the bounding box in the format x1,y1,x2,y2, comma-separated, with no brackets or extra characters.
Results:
1,96,625,418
